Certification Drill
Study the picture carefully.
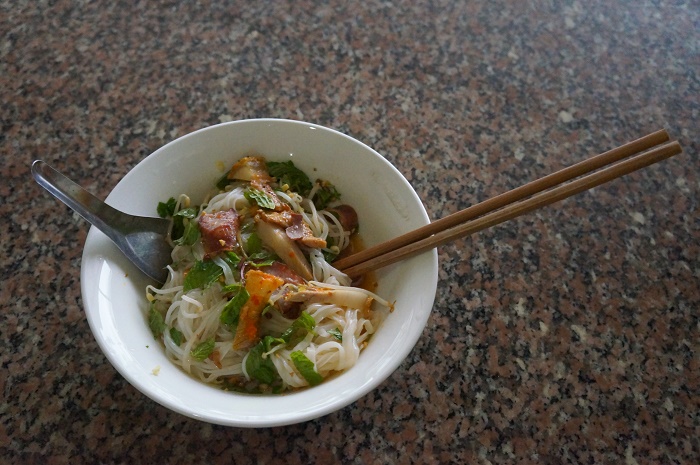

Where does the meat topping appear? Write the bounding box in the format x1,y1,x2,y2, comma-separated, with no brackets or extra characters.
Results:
198,209,240,257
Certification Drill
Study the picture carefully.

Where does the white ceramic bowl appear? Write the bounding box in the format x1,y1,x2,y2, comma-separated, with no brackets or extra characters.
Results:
80,119,438,427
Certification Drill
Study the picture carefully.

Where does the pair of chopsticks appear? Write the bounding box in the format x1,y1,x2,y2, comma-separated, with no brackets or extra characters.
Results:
335,129,682,277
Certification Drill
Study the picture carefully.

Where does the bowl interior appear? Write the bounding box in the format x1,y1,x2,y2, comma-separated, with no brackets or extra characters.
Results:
80,119,438,427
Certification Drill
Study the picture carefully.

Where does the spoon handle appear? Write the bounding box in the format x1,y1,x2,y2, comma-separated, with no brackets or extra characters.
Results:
31,160,162,244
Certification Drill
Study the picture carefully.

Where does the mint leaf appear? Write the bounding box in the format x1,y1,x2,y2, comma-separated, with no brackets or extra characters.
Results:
261,304,275,317
190,338,216,361
148,304,166,338
171,216,185,242
220,287,249,328
322,250,338,263
174,207,198,219
174,219,200,246
247,255,276,268
281,311,316,347
262,335,285,352
157,201,198,240
291,351,323,386
221,282,243,294
222,251,241,270
246,337,280,385
267,160,313,196
157,197,177,218
183,260,223,292
243,231,263,255
244,188,276,209
328,328,343,342
170,327,184,346
172,208,199,245
322,237,338,262
312,181,340,210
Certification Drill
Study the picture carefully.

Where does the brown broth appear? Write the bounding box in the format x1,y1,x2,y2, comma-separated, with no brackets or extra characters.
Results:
340,233,378,293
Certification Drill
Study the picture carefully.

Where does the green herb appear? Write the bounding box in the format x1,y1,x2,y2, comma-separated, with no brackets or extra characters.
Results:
174,207,198,219
247,255,277,268
220,287,249,328
261,304,275,317
291,351,323,386
244,188,276,209
157,197,177,218
221,282,243,294
267,160,313,196
183,260,223,292
174,219,200,246
170,327,184,346
328,328,343,342
216,172,231,190
281,311,316,347
245,336,281,385
322,249,338,263
322,237,338,262
262,335,285,351
222,251,241,271
171,216,185,242
157,200,199,241
148,303,166,338
312,181,341,210
243,232,263,255
190,338,216,361
167,207,199,245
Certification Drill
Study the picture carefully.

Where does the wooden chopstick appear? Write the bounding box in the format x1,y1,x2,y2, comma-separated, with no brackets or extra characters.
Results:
338,133,681,277
334,129,670,272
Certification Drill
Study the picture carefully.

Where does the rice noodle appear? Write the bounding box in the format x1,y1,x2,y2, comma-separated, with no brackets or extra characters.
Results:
146,156,390,393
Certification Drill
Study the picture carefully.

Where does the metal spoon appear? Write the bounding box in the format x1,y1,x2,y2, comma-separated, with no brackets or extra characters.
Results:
31,160,172,284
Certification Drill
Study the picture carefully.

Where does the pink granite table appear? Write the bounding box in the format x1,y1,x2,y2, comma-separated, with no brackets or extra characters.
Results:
1,1,698,463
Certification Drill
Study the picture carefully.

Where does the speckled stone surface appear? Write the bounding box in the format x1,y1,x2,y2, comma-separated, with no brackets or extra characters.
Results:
1,0,698,463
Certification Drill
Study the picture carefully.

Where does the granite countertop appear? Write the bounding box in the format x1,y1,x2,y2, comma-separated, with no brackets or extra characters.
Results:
2,0,698,463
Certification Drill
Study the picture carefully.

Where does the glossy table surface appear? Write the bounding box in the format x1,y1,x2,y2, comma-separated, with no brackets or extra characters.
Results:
2,1,698,463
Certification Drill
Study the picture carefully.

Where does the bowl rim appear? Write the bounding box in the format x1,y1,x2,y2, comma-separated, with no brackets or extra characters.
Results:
80,118,439,427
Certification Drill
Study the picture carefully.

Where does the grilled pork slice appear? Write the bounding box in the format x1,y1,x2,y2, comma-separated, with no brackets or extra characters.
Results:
198,209,240,257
